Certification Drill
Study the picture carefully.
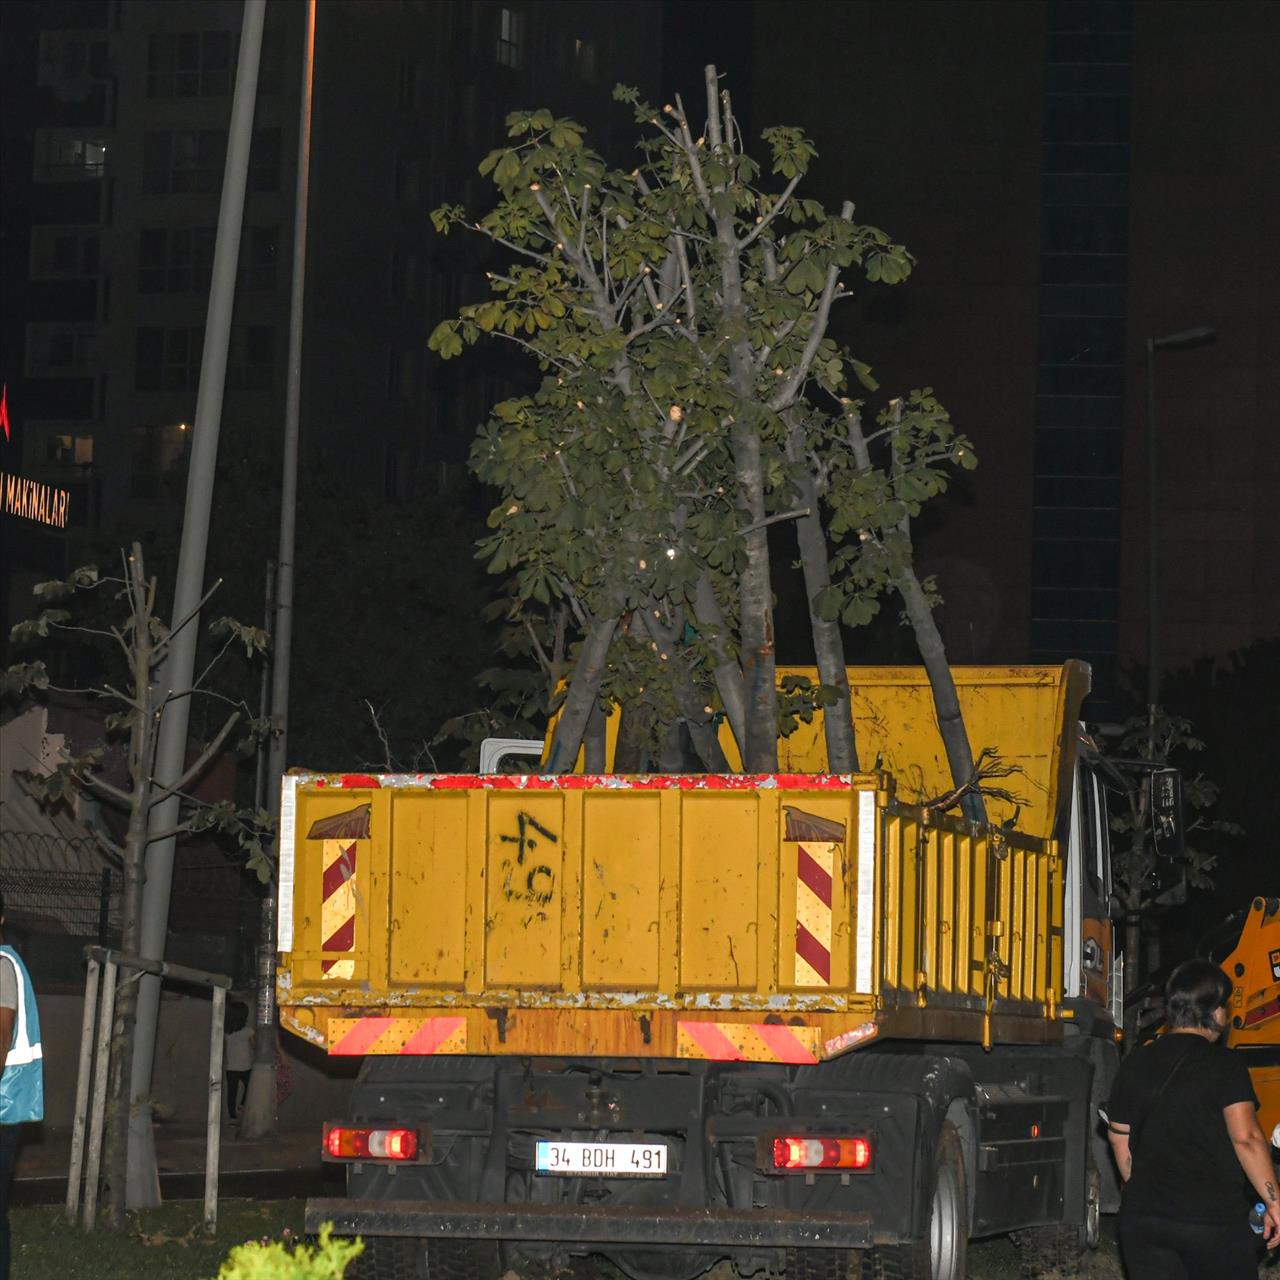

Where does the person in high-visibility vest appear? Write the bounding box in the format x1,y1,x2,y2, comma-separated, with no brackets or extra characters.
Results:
0,891,43,1280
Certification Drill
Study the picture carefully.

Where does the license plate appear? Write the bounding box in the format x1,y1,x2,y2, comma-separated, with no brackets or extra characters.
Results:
534,1141,667,1177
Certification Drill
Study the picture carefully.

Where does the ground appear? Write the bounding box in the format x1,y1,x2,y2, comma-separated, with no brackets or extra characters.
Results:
9,1202,1278,1279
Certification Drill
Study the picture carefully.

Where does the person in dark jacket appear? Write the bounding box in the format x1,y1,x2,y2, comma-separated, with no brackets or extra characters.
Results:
1107,957,1279,1279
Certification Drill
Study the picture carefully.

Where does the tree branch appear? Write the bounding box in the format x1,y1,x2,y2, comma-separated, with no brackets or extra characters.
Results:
738,174,803,251
739,506,811,536
149,710,241,803
768,204,853,413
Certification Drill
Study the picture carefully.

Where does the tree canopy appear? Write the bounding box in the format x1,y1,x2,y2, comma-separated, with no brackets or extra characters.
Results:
431,67,980,804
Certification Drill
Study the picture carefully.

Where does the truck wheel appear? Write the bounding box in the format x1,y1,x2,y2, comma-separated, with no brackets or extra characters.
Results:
870,1121,967,1280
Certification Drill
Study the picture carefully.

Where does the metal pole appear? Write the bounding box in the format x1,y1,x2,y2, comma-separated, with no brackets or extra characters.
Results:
127,0,266,1209
204,986,227,1234
65,956,101,1223
240,0,315,1142
1145,336,1157,757
254,560,277,813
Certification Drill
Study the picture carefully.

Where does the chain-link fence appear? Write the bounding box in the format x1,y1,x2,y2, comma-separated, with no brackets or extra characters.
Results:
1,833,262,985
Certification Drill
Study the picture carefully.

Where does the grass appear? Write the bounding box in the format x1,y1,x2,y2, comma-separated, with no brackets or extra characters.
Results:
9,1202,1276,1280
10,1198,306,1279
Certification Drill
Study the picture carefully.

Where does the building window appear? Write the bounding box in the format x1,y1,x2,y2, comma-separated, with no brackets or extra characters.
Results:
229,325,275,392
390,248,419,301
25,324,97,376
136,326,204,392
248,128,282,192
243,226,279,291
131,424,189,499
146,31,232,98
394,155,422,204
574,37,596,80
137,227,216,293
397,58,425,109
386,349,416,401
30,227,100,280
37,31,110,88
143,130,226,194
48,433,95,466
496,8,523,68
33,130,107,182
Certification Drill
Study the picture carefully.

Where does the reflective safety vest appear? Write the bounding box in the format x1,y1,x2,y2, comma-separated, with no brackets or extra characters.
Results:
0,944,43,1124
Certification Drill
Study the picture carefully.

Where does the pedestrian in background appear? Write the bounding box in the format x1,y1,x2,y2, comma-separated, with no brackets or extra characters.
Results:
224,1000,254,1124
1107,957,1280,1279
1,892,45,1280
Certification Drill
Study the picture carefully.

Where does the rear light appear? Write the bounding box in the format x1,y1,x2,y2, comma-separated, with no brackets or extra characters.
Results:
323,1124,420,1161
769,1136,873,1172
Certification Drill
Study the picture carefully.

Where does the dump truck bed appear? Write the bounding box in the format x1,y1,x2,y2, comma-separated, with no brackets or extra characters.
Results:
277,771,1065,1062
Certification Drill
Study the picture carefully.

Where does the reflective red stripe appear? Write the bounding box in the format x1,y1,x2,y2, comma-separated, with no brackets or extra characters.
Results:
794,922,831,983
796,846,833,906
680,1021,745,1061
401,1017,466,1055
330,1016,395,1056
322,843,357,899
755,1023,818,1064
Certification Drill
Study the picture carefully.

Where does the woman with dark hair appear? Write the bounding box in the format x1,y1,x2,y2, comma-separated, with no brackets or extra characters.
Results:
1107,957,1280,1278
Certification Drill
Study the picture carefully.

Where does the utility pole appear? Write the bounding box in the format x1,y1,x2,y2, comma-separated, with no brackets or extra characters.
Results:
125,0,266,1209
238,0,316,1141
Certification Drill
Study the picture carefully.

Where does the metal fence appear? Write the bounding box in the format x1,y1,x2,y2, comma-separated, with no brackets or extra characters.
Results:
1,833,263,985
0,865,119,943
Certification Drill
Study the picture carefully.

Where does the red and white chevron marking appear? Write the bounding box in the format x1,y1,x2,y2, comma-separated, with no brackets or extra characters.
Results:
794,841,835,986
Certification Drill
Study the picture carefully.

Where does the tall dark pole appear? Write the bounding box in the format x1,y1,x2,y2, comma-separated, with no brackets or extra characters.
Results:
126,0,266,1207
1144,337,1157,757
238,0,315,1141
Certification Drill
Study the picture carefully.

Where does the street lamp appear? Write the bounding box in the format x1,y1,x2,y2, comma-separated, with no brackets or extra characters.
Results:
1144,325,1216,748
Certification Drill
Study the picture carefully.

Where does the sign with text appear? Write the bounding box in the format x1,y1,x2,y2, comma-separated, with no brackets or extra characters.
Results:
1,471,71,529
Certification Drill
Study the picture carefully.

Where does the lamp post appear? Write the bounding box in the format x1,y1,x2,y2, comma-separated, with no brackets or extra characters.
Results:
1144,325,1215,751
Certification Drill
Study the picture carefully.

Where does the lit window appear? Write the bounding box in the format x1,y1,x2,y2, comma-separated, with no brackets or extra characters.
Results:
496,8,523,69
574,38,596,80
33,130,107,182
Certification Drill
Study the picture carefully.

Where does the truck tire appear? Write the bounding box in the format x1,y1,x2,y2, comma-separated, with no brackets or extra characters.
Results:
869,1121,968,1280
348,1238,500,1280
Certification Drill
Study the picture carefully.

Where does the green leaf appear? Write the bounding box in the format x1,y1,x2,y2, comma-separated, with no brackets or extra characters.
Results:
851,360,879,392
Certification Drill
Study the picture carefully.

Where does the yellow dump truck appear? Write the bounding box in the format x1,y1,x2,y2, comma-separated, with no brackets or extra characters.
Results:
286,664,1126,1280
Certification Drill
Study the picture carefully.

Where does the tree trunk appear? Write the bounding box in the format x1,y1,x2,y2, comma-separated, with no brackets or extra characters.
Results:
891,536,986,824
106,798,149,1229
731,424,778,772
693,574,747,758
545,615,618,773
705,63,778,774
640,609,730,773
583,701,607,772
844,415,983,820
786,430,858,772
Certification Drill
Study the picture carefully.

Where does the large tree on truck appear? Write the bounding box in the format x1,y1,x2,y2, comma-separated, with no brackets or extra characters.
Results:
429,67,984,816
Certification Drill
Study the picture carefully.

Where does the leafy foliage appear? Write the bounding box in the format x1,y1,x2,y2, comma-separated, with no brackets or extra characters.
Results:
429,73,976,770
215,1224,362,1279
